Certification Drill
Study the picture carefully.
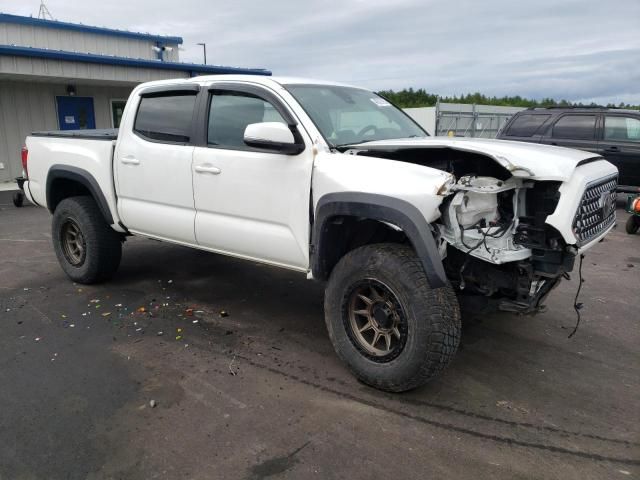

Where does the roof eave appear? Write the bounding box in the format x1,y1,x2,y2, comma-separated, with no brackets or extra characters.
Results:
0,45,272,76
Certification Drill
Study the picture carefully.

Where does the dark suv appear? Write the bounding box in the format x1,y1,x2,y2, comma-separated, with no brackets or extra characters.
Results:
497,107,640,192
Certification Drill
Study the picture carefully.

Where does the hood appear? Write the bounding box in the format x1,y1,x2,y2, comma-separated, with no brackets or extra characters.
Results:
346,137,603,181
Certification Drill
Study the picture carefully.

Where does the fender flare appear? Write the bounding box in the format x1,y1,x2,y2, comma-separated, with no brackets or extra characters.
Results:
312,192,448,288
46,165,114,225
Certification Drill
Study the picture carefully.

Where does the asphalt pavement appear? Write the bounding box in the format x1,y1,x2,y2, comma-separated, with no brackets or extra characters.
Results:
0,191,638,480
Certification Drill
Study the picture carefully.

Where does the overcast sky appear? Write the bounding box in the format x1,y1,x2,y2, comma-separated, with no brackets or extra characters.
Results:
3,0,639,104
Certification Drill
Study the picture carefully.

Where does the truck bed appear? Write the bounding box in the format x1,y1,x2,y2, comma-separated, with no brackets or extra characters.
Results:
31,129,118,140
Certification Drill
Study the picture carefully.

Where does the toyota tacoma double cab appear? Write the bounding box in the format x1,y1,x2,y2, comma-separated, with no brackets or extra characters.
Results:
20,75,618,392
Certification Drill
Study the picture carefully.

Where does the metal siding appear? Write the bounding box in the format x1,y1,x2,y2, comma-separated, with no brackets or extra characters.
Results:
0,13,182,44
0,81,134,183
0,22,176,61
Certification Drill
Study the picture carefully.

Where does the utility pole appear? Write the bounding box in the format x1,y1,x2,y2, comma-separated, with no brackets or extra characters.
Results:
197,43,207,65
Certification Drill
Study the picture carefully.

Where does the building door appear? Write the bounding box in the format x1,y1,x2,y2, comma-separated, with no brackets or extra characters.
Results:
56,96,96,130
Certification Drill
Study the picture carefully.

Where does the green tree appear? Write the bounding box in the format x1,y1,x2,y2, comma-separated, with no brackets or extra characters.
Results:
377,89,640,110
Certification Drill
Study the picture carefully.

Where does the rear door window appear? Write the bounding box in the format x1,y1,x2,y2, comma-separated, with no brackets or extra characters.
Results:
134,93,197,143
551,115,597,140
504,114,550,137
604,116,640,142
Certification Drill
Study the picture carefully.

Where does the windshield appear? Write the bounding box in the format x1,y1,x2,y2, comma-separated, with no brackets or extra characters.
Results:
285,85,428,147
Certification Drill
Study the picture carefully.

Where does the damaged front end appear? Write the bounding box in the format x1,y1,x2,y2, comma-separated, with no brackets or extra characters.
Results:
436,175,574,314
341,141,617,315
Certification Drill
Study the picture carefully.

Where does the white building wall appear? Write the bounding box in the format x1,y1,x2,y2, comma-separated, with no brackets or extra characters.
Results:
0,22,179,61
0,80,133,182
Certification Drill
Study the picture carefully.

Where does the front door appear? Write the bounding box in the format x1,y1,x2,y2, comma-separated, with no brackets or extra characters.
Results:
192,85,313,270
56,96,96,130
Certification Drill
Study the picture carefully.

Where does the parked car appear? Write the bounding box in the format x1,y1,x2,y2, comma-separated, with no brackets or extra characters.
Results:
497,107,640,192
20,76,618,392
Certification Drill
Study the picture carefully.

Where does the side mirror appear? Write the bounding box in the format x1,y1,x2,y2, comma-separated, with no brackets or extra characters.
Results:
244,122,305,155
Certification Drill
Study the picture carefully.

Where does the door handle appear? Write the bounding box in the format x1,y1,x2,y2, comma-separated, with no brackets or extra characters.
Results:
604,146,620,152
195,165,221,175
121,156,140,165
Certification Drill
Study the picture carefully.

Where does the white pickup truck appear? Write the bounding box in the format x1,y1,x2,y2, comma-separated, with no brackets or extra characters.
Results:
21,75,618,392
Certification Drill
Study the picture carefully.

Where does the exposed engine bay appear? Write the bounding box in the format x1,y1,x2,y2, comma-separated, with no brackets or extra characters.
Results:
343,146,579,314
436,174,574,314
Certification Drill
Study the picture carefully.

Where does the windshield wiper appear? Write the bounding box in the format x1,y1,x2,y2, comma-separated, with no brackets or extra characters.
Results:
333,135,428,149
333,139,377,148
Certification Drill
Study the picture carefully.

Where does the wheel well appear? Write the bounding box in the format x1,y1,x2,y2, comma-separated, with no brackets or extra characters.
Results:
48,178,93,213
46,166,114,225
314,216,410,280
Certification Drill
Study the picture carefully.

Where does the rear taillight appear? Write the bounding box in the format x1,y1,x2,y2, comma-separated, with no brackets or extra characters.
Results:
21,146,28,179
632,197,640,214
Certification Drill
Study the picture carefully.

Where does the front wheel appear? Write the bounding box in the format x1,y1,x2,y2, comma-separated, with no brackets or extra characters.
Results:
52,196,122,284
626,215,639,234
324,243,461,392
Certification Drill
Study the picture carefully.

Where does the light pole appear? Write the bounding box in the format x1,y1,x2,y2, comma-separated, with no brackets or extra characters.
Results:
197,43,207,65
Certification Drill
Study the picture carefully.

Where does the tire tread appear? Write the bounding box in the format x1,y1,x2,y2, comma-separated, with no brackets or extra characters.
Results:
52,196,122,284
325,243,461,392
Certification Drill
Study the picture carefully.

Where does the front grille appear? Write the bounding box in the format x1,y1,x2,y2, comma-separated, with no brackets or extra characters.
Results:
572,175,617,245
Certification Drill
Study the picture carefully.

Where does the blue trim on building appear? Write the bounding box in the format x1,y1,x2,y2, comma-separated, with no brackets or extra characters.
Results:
0,13,183,44
0,45,272,76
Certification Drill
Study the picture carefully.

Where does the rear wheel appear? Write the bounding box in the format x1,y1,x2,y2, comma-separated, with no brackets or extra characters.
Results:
324,243,461,392
626,215,639,234
52,196,122,284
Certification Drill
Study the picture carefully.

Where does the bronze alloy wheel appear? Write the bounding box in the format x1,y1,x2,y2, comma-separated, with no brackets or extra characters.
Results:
60,219,86,266
345,279,408,362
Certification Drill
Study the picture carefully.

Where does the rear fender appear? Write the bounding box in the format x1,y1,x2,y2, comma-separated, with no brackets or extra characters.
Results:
46,165,114,225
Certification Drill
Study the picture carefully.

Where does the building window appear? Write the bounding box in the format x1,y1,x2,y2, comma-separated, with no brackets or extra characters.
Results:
133,93,197,143
111,99,127,128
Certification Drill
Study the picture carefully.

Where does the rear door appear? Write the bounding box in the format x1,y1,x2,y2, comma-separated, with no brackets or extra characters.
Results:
540,113,600,154
114,85,199,244
599,114,640,189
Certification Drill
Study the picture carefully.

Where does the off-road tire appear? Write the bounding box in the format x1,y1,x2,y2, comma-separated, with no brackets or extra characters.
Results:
52,196,122,284
626,215,639,234
324,243,461,392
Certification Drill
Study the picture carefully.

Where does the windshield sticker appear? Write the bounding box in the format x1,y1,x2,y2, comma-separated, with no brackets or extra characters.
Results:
370,98,392,107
